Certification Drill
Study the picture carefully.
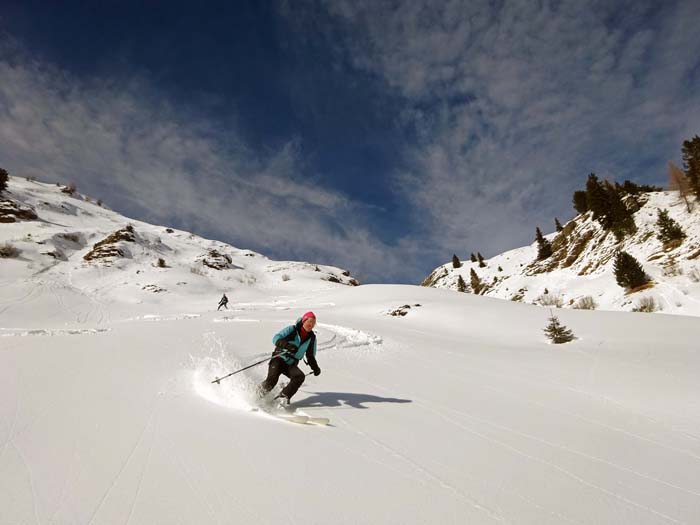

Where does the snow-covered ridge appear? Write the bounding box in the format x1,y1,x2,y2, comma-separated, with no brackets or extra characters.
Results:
423,191,700,316
0,176,358,325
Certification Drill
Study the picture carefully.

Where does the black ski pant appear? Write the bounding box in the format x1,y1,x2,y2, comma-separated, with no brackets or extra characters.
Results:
217,302,228,310
259,357,305,399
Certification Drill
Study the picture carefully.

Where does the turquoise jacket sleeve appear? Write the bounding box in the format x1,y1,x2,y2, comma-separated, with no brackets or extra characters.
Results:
273,325,295,346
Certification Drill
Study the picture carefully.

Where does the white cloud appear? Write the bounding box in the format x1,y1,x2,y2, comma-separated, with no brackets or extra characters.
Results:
316,0,700,255
0,40,417,283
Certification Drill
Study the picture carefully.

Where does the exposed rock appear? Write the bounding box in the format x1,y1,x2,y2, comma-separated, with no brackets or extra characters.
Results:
0,199,38,223
83,226,136,262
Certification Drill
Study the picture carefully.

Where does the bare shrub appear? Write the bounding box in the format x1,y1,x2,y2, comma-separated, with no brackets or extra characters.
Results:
0,242,21,258
688,268,700,282
663,260,683,277
281,274,291,281
61,182,77,195
190,265,206,276
668,161,693,213
632,296,660,313
537,292,563,308
573,296,597,310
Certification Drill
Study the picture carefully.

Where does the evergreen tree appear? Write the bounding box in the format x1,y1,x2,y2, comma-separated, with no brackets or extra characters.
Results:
656,209,686,244
457,275,467,292
572,190,588,214
586,174,609,223
452,254,462,268
555,217,563,232
477,252,486,268
613,251,650,289
681,135,700,199
602,180,636,240
470,253,477,263
535,227,553,260
0,168,8,194
470,268,482,294
543,313,575,344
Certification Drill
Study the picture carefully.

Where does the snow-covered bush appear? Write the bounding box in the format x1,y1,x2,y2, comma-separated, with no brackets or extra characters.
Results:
537,292,563,308
282,274,291,281
573,296,597,310
633,296,660,313
190,265,206,276
0,242,20,258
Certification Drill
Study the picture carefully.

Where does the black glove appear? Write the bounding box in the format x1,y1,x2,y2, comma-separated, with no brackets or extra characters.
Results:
312,366,321,376
283,342,298,352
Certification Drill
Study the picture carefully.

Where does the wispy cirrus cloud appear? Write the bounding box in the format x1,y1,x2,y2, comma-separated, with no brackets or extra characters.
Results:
0,39,416,283
315,0,700,257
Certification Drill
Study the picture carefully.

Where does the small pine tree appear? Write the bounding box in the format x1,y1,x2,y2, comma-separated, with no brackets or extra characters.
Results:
543,312,575,344
470,268,482,294
572,190,588,214
555,217,563,232
586,174,609,223
497,265,503,272
0,168,9,193
470,253,477,263
681,135,700,199
602,180,636,240
613,251,650,289
535,227,553,260
477,252,486,268
656,209,686,245
452,254,462,268
457,275,467,292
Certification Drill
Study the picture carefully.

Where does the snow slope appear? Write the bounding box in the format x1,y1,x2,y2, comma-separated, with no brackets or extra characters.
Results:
425,191,700,316
1,177,699,524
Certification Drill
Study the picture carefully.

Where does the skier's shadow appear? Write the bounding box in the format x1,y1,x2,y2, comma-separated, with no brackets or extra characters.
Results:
295,391,412,410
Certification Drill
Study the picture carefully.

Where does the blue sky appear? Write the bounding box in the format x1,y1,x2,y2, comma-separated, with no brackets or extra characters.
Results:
1,1,699,283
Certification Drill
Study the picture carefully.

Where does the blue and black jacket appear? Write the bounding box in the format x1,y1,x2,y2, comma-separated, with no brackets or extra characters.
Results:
272,318,319,371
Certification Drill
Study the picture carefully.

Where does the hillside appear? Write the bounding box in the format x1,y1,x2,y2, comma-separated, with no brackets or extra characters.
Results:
1,176,699,524
423,191,700,316
0,176,358,329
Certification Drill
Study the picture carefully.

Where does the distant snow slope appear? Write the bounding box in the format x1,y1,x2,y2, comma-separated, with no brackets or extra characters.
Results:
1,176,698,524
424,191,700,316
0,176,358,328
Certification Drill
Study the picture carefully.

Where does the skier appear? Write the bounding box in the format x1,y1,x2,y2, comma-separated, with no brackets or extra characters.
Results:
258,311,321,404
217,293,229,311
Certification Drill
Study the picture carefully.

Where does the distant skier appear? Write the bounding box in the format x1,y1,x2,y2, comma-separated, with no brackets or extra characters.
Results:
258,311,321,404
217,293,229,311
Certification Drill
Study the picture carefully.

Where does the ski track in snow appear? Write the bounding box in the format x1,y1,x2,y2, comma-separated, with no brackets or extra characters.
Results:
406,326,700,442
332,369,583,524
0,283,43,316
337,361,693,525
87,397,162,525
330,406,508,523
412,346,700,461
12,441,41,525
0,328,110,337
161,437,222,523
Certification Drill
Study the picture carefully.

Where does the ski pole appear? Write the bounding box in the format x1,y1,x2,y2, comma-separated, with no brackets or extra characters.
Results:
211,356,274,384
